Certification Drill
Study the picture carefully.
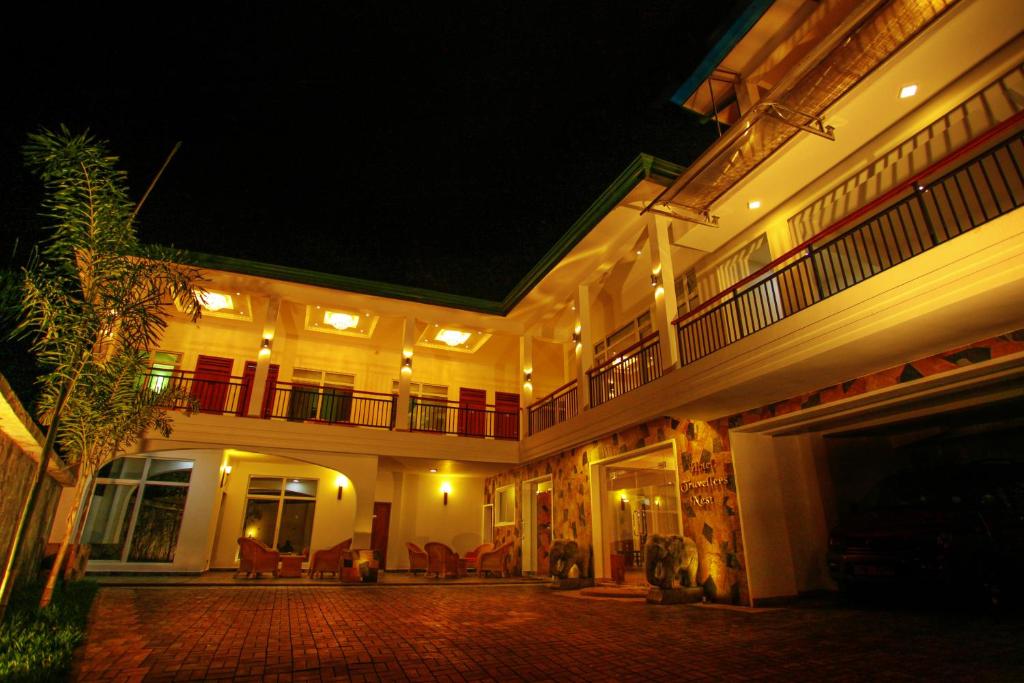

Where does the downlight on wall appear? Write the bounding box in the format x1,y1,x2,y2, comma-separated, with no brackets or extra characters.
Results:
899,83,918,99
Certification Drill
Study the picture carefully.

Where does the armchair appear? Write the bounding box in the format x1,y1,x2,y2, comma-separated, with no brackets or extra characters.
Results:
424,542,460,579
477,541,513,577
309,539,352,578
464,543,494,574
237,537,280,578
406,542,429,573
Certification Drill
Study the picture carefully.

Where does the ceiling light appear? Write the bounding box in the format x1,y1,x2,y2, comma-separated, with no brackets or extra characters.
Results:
429,468,438,473
899,84,918,99
435,329,471,347
747,200,761,210
197,291,233,312
324,310,360,330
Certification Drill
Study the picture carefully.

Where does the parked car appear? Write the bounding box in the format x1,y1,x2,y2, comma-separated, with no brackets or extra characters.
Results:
827,462,1024,606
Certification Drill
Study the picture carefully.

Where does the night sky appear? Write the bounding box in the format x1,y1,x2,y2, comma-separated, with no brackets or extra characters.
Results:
1,3,741,301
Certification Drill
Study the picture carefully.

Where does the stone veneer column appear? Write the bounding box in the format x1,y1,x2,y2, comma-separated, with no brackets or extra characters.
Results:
247,296,281,416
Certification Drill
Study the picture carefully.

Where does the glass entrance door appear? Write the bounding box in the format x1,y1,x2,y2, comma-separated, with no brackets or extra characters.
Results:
603,449,680,585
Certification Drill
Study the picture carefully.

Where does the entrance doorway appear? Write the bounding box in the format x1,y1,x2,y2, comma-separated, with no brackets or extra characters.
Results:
593,444,682,585
519,476,553,575
370,502,391,570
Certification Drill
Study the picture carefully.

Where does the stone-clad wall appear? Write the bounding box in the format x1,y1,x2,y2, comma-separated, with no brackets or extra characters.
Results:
0,375,64,588
485,416,749,605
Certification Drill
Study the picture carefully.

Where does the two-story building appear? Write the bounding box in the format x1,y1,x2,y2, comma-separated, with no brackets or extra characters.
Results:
62,0,1024,605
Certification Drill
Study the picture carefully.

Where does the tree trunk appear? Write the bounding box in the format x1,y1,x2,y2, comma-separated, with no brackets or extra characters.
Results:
0,383,68,620
39,468,89,608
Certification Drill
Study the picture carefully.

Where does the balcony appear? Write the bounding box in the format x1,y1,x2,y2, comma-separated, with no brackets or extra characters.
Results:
409,397,519,440
527,380,578,436
587,333,663,408
677,127,1024,365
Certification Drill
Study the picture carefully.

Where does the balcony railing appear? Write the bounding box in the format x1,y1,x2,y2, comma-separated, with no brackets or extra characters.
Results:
588,333,662,408
142,370,248,415
409,397,519,440
677,122,1024,366
265,382,396,429
527,380,579,435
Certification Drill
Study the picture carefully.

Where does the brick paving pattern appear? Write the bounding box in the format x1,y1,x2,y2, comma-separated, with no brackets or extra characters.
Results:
73,585,1024,682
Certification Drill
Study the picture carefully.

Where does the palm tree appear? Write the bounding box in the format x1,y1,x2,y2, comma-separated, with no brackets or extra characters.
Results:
0,127,202,617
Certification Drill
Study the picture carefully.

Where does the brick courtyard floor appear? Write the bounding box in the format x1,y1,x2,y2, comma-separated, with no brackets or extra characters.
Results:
73,584,1024,682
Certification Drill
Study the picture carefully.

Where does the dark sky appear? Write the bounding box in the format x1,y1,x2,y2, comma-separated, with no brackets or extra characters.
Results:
1,2,742,301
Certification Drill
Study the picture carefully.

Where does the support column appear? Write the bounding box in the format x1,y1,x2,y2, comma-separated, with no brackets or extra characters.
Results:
649,218,681,370
395,317,416,430
520,334,534,437
247,296,281,417
573,284,594,410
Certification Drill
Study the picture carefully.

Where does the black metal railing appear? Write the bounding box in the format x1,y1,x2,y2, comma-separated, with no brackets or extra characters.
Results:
677,129,1024,365
141,371,248,415
265,382,396,429
588,333,662,408
409,398,519,440
527,381,578,435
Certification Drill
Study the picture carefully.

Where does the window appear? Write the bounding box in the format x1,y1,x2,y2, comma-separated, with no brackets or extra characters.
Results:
495,485,515,526
594,310,653,365
674,268,699,318
288,368,355,423
81,456,193,563
147,351,182,393
242,476,317,554
392,381,449,431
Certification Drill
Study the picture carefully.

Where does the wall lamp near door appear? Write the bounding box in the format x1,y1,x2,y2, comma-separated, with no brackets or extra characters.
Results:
219,465,232,488
441,482,452,506
336,474,349,500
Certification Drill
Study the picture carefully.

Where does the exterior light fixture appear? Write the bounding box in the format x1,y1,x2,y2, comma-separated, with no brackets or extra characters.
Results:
899,84,918,99
747,200,762,210
261,338,271,350
636,249,642,255
441,482,452,506
620,494,628,511
324,310,360,330
572,330,581,345
336,474,348,500
197,290,233,312
401,356,413,374
220,464,232,487
524,370,532,387
435,329,471,347
429,468,438,473
650,274,659,287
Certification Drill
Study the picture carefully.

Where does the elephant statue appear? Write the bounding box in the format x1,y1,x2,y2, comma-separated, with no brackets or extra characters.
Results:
549,539,579,579
644,534,698,589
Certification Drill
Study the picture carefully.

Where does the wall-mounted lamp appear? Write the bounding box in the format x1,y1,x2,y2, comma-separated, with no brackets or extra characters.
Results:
523,370,532,388
620,493,628,511
401,356,413,375
650,273,659,287
219,464,232,487
441,482,452,506
261,338,271,350
571,330,581,345
336,474,348,500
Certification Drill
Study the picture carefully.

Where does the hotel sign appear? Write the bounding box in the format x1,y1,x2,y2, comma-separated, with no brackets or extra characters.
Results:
680,460,728,507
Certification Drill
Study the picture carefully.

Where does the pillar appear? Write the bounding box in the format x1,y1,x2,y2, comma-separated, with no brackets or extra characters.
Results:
394,316,416,430
247,296,281,417
573,284,594,409
520,334,534,437
648,218,681,370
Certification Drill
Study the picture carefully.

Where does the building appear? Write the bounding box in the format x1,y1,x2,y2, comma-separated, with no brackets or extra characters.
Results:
58,0,1024,605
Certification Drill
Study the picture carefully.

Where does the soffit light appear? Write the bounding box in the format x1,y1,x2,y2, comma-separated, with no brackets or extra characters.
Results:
435,329,471,347
899,84,918,99
323,310,360,330
197,291,233,312
747,200,762,210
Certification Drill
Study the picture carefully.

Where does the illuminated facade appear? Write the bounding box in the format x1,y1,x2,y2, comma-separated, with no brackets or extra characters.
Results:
52,0,1024,604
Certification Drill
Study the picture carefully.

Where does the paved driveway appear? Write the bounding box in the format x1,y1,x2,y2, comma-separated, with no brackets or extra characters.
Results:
74,585,1024,682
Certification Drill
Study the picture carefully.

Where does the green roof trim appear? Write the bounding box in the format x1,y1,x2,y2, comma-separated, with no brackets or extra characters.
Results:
669,0,774,108
180,152,682,316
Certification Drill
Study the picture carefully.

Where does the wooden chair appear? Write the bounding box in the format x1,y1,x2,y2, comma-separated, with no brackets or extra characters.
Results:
236,537,280,578
463,543,493,573
424,542,460,579
406,542,429,573
309,539,352,578
477,541,513,577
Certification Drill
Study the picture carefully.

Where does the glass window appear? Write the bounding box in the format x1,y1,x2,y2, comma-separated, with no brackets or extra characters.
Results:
242,476,317,553
496,485,515,526
147,351,181,393
290,368,356,423
82,456,193,563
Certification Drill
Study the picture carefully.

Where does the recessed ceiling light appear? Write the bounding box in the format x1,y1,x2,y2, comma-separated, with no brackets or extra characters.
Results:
899,84,918,99
324,310,360,330
635,249,642,255
235,292,241,296
196,290,233,312
429,468,438,473
747,200,762,210
436,329,471,347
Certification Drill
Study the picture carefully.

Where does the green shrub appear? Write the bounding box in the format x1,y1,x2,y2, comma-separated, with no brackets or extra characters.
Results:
0,580,98,682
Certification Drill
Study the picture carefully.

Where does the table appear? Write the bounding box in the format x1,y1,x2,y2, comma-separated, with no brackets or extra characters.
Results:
278,554,304,578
